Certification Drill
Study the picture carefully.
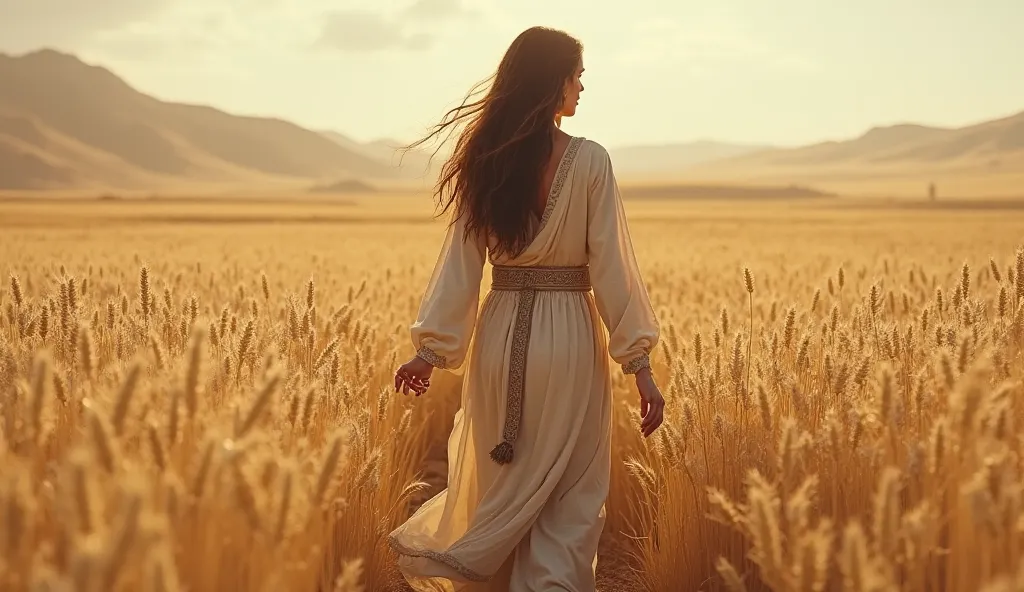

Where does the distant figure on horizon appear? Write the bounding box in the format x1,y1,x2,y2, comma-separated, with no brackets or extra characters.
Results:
389,26,664,591
929,182,937,201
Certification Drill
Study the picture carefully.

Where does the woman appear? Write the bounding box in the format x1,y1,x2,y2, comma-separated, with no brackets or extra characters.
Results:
389,26,665,592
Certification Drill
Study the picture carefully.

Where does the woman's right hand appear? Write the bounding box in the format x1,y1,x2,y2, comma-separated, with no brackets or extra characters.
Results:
394,355,435,396
635,368,664,438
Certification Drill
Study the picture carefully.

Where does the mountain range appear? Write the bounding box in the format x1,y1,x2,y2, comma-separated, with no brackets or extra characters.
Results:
677,112,1024,197
693,115,1024,173
0,49,391,191
1,48,1022,195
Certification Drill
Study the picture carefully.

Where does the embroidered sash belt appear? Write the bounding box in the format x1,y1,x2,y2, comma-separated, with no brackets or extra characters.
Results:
487,264,592,465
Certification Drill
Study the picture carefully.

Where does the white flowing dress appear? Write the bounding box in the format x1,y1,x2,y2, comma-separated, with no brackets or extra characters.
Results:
388,136,660,592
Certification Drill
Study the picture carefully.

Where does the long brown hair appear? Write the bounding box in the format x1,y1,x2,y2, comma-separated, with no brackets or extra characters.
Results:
403,26,583,259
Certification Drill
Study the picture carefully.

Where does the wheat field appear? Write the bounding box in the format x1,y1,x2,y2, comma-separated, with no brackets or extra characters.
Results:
1,194,1023,592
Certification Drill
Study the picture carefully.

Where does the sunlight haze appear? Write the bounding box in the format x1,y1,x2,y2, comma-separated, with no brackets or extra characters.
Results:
3,0,1022,147
4,3,1024,591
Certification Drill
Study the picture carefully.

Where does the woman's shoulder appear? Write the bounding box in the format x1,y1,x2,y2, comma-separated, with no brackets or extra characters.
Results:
573,137,614,177
576,137,609,158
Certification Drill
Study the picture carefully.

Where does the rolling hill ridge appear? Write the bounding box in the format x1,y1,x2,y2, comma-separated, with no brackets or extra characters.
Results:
672,110,1024,197
688,111,1024,173
0,49,394,190
1,48,1021,195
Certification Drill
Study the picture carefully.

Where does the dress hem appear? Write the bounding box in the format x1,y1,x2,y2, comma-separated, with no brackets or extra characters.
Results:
387,534,492,583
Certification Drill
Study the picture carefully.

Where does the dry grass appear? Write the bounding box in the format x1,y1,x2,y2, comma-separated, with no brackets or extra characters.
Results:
0,195,1022,591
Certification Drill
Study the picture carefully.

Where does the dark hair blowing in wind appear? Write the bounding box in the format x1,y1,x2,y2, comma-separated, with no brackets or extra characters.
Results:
404,27,583,259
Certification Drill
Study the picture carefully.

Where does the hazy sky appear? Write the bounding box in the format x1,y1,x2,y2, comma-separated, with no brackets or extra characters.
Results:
2,0,1022,148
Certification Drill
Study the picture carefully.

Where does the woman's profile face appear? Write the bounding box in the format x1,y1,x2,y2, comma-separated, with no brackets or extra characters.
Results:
559,59,585,118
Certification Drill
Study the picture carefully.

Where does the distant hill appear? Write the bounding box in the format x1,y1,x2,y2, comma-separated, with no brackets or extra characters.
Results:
688,111,1024,175
309,178,377,194
319,131,370,156
0,49,394,190
320,130,441,182
662,110,1024,197
608,140,772,177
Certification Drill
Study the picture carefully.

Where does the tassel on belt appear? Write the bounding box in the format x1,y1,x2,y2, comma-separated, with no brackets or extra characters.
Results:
487,264,592,465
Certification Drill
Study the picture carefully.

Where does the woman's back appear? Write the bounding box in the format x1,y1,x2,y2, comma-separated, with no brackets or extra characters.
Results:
485,134,587,269
533,131,573,219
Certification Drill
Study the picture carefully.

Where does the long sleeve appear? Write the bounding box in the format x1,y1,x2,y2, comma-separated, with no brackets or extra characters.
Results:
586,144,660,374
411,210,487,371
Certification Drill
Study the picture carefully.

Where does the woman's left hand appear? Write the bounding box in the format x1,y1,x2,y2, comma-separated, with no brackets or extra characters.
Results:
394,355,435,396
